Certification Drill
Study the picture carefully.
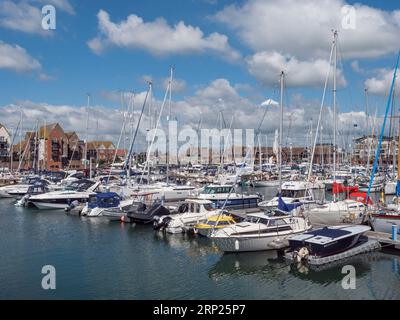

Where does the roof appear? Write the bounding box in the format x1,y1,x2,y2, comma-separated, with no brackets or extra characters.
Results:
87,141,115,150
24,123,64,140
0,123,10,136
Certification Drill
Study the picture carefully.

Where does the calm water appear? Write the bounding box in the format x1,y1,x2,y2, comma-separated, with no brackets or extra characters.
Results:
0,187,400,300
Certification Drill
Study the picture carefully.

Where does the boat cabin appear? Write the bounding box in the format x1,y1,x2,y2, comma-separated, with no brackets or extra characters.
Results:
88,192,121,209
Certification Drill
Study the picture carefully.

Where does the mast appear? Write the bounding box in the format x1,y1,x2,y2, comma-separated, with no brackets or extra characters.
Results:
333,30,338,184
166,67,173,185
85,94,90,171
332,30,338,202
279,71,284,193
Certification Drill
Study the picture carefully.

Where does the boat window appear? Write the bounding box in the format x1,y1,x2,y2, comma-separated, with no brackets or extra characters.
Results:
195,204,200,213
203,203,214,211
190,203,194,212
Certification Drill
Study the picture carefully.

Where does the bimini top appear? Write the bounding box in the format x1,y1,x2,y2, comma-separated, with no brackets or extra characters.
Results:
89,192,121,209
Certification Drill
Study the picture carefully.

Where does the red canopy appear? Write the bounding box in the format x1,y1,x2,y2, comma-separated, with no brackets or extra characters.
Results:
332,182,359,194
348,192,373,205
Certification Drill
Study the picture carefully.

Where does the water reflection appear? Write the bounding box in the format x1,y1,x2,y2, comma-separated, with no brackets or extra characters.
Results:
209,251,290,279
154,231,220,258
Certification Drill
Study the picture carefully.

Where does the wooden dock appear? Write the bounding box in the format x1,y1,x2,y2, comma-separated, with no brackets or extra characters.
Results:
365,231,400,249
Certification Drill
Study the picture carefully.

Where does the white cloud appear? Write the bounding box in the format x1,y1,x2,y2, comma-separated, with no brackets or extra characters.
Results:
351,60,365,74
162,77,187,93
36,0,75,15
0,79,375,150
88,10,241,61
214,0,400,60
246,51,346,88
364,68,399,96
0,1,74,35
0,41,41,73
0,1,44,35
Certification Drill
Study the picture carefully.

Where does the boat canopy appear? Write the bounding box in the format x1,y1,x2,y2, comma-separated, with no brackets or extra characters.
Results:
89,192,121,209
278,195,302,212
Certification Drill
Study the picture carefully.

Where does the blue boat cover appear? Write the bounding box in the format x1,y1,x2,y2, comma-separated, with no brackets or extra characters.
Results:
278,195,302,212
396,181,400,197
89,192,120,209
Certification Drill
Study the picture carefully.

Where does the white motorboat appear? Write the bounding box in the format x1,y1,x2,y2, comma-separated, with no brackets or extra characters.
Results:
195,184,261,209
153,199,221,234
0,176,42,198
81,192,134,217
211,212,312,252
29,180,100,210
258,181,316,209
288,225,371,258
120,183,197,202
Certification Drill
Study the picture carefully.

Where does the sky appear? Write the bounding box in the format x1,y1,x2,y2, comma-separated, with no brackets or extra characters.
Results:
1,0,400,150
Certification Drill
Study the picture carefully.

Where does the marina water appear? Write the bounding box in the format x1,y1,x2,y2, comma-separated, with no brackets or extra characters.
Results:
0,187,399,300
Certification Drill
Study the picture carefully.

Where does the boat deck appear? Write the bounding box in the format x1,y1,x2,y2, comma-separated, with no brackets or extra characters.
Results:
313,223,400,250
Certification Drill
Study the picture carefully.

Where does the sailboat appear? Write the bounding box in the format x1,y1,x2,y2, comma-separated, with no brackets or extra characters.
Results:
369,51,400,234
304,31,369,225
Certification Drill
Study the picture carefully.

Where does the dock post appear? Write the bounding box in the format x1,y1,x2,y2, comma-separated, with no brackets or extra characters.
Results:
392,224,398,241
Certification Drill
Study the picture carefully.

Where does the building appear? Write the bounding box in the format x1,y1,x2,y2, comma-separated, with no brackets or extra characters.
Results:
86,141,116,164
12,123,86,171
0,124,11,165
353,135,398,165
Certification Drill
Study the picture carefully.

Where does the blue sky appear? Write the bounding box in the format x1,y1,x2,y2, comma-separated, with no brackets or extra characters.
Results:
1,0,400,147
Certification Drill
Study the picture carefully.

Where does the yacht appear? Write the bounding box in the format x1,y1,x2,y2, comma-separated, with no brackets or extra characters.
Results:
195,184,261,210
0,176,42,198
81,192,134,217
153,199,221,234
211,212,312,252
29,179,100,210
258,181,316,209
288,225,371,258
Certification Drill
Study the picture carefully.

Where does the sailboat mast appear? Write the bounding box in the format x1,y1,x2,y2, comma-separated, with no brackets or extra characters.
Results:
333,30,338,184
166,67,173,185
279,71,284,193
85,94,90,171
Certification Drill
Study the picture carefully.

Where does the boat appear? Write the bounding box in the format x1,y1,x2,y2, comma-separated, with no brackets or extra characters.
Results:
153,199,220,234
210,211,312,252
15,182,51,207
370,208,400,234
0,176,42,198
29,179,100,210
194,214,238,237
81,192,133,217
258,181,316,209
195,184,261,210
288,225,371,258
124,200,170,224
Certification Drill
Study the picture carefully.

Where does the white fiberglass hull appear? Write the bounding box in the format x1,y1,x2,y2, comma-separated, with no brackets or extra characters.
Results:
212,231,306,252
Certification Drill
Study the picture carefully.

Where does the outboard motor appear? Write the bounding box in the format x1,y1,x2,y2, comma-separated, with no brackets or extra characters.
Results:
153,215,172,231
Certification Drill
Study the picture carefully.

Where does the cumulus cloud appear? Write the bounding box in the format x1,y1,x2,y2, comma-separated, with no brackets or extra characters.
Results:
214,0,400,60
364,68,399,96
0,41,41,73
0,1,74,35
0,78,376,151
36,0,75,15
88,10,241,61
246,51,346,88
0,1,44,35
